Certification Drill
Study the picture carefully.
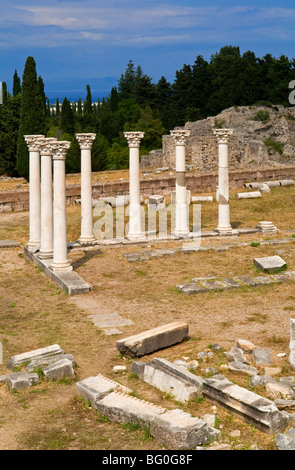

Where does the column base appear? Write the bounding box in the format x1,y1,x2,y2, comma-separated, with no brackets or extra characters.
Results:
26,240,41,249
49,260,73,272
215,226,238,236
78,236,97,245
126,232,146,241
38,250,53,260
171,229,191,239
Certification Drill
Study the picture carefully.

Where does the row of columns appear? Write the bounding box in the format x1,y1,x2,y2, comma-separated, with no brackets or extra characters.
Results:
26,128,234,254
25,133,96,272
124,128,234,238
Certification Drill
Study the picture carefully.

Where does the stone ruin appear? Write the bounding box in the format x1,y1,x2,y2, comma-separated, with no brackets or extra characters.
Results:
141,105,295,171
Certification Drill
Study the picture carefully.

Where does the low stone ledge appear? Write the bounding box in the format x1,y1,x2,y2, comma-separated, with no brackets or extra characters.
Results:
116,322,189,358
203,374,289,434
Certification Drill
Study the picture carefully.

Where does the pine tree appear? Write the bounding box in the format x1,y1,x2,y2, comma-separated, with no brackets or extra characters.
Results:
16,56,46,180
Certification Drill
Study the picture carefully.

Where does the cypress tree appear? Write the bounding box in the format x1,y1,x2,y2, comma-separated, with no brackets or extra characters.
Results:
13,70,21,96
16,56,46,180
2,82,7,106
61,97,75,134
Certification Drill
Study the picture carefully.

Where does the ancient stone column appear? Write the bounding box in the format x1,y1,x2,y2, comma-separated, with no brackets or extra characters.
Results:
50,141,72,272
213,129,233,235
37,138,57,259
24,135,45,248
170,129,191,238
124,131,145,240
75,133,97,244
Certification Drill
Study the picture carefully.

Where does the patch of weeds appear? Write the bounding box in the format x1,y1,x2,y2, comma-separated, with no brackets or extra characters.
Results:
283,306,295,311
250,242,260,247
192,396,206,404
136,270,147,276
247,312,268,324
292,234,295,238
8,302,16,308
121,422,141,432
128,372,138,381
264,137,284,155
142,425,153,441
97,414,110,423
271,334,285,344
253,110,270,122
163,392,175,401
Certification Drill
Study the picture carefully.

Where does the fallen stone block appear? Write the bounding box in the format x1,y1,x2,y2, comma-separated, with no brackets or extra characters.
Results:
6,344,64,371
235,191,261,199
203,374,289,434
226,347,249,364
150,409,220,450
95,391,166,427
228,361,258,376
151,358,203,391
253,256,287,274
116,322,189,357
131,359,202,403
265,382,295,400
252,348,273,367
275,430,295,450
76,374,132,408
236,339,256,352
275,399,295,410
42,358,75,381
0,239,20,248
176,284,208,295
25,353,76,372
6,372,40,391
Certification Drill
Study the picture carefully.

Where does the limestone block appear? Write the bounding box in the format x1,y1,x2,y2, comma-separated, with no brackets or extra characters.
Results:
95,391,166,426
253,256,286,274
236,339,256,352
252,348,273,367
76,374,132,408
116,322,189,357
25,353,76,372
265,382,295,400
259,183,271,193
203,375,289,434
148,195,165,206
150,409,220,450
177,284,208,295
6,372,40,391
275,432,295,450
0,239,20,248
226,347,249,364
6,344,64,370
152,358,203,391
42,358,75,381
228,361,258,376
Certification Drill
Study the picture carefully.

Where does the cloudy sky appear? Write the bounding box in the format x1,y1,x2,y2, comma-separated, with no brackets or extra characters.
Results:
1,0,295,101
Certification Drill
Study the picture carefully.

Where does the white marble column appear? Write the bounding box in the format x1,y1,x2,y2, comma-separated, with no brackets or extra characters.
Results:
49,141,72,272
24,135,44,248
75,133,96,244
38,138,57,259
124,131,145,240
213,129,233,234
170,129,191,238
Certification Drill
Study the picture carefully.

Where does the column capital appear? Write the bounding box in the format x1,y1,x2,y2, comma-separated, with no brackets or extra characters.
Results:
213,129,234,144
24,135,45,152
38,138,58,155
170,129,191,145
51,141,71,160
75,133,96,149
124,131,145,148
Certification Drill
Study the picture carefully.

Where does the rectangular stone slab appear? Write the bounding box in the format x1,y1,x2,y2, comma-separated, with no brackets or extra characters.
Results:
6,344,64,370
76,374,132,408
116,322,189,357
253,256,287,273
203,375,289,434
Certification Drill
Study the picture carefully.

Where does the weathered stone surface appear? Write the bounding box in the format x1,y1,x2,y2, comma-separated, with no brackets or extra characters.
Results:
76,374,132,408
42,358,75,381
95,391,166,426
177,283,208,295
6,344,64,370
116,322,189,357
249,374,276,388
152,358,203,391
6,372,40,391
252,348,273,367
25,353,76,372
263,366,282,376
275,399,295,410
150,409,220,450
253,256,287,274
131,358,202,403
228,361,258,376
265,382,295,400
226,347,249,364
0,239,20,248
275,431,295,450
236,339,256,352
203,375,289,434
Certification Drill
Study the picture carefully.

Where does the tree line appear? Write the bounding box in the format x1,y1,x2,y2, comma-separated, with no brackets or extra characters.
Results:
1,46,295,180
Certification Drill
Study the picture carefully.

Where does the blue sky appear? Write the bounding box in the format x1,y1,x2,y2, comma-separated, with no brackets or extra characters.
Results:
1,0,295,101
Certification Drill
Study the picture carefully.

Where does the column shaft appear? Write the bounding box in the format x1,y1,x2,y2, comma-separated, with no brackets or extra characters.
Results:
214,129,233,234
39,152,53,258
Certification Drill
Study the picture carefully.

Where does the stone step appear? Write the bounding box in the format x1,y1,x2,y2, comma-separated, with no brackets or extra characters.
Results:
76,374,132,408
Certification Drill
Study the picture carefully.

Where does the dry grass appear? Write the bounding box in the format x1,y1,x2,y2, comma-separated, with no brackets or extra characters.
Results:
0,183,295,450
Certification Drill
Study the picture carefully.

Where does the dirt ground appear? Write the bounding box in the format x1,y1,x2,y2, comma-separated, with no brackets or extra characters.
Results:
0,183,295,450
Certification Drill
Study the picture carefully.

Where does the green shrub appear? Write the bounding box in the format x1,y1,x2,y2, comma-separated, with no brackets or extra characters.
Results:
253,110,270,122
264,137,284,155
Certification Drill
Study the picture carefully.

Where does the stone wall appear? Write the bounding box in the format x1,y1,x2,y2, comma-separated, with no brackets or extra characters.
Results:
1,165,295,213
